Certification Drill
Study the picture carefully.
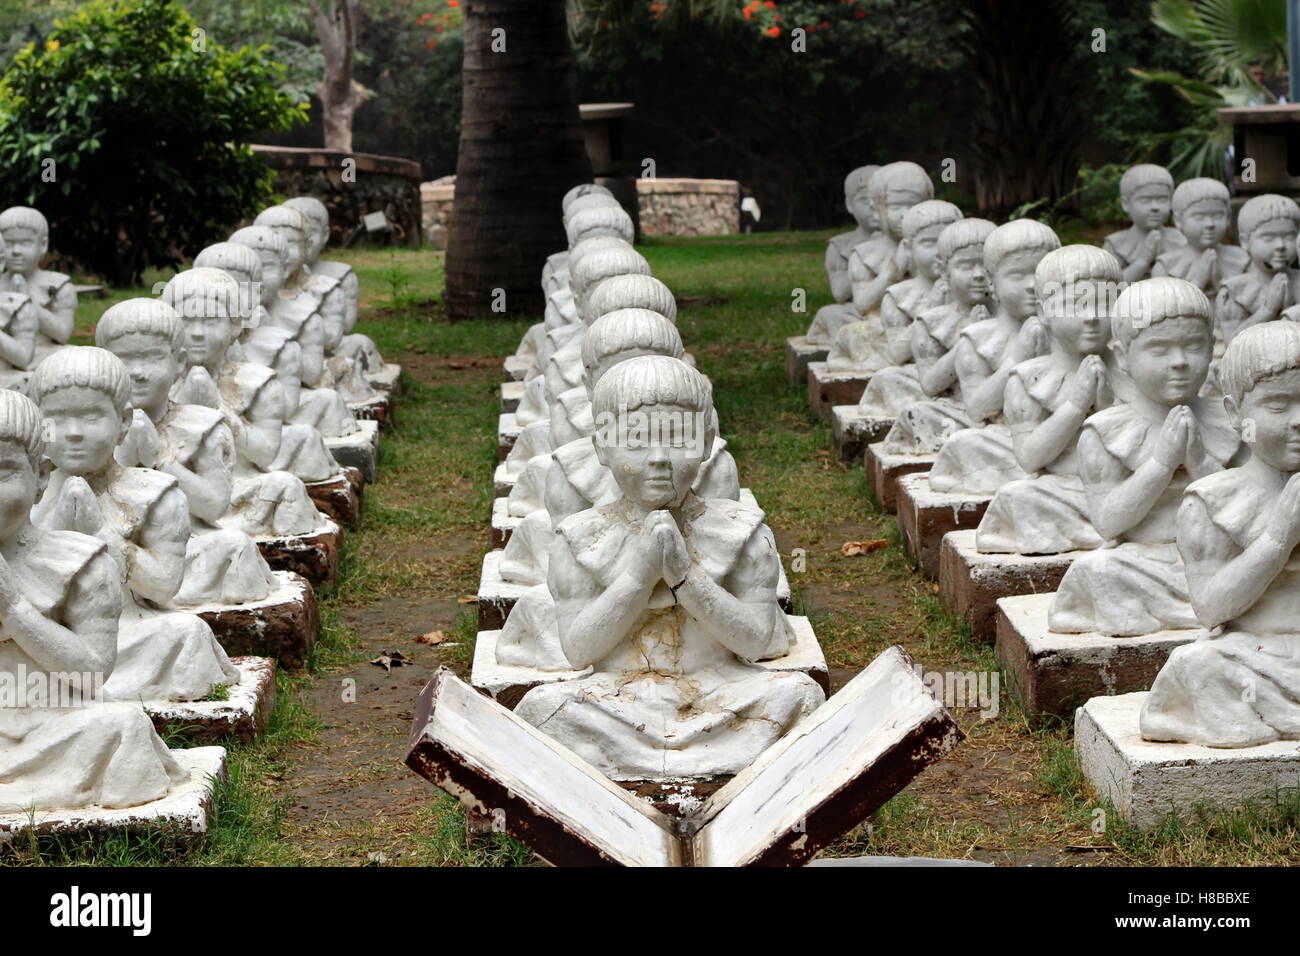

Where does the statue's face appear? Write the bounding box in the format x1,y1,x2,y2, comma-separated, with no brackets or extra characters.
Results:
273,225,304,275
40,386,126,475
879,187,925,239
595,401,709,511
1247,219,1297,272
1041,278,1110,356
111,332,180,414
910,223,946,280
255,249,284,301
1174,199,1228,250
0,439,38,541
1236,367,1300,472
945,246,991,306
1,228,45,275
847,185,875,231
179,308,234,369
993,250,1044,320
1122,184,1172,231
1119,316,1211,405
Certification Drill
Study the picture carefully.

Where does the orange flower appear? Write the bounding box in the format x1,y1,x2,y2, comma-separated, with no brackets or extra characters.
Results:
447,0,459,6
764,25,780,36
762,0,776,7
425,38,437,48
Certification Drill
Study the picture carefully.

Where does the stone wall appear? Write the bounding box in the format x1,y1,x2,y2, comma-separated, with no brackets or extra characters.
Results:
253,146,423,246
419,176,741,248
420,179,456,250
635,178,741,237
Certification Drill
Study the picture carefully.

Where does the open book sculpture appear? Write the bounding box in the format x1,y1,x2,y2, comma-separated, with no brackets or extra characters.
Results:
406,645,962,867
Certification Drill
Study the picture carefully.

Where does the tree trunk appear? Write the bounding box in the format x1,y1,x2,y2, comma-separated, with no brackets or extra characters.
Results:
955,0,1088,216
445,0,592,319
309,0,370,153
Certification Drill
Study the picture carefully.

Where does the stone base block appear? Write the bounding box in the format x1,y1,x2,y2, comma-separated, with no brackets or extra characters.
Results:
367,363,402,396
256,520,341,589
325,420,380,484
807,362,869,420
786,335,829,387
995,593,1203,719
498,413,520,461
471,615,829,709
145,657,277,745
895,474,989,578
195,570,319,670
477,549,532,632
502,380,523,414
938,530,1080,644
1076,693,1300,829
0,747,226,851
490,497,523,549
831,406,893,464
493,461,516,499
864,443,933,514
349,394,393,430
305,469,363,529
504,355,529,382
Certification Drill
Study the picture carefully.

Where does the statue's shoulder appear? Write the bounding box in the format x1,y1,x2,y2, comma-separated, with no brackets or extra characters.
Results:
1081,403,1148,464
1185,467,1268,545
829,228,866,257
1218,243,1250,276
16,528,118,617
1009,354,1059,396
850,234,893,271
34,269,71,291
109,466,186,533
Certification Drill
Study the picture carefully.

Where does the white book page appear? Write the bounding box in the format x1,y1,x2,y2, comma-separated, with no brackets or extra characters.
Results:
693,646,945,867
429,673,681,867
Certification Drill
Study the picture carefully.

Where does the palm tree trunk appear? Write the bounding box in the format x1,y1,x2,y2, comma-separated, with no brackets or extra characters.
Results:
445,0,592,319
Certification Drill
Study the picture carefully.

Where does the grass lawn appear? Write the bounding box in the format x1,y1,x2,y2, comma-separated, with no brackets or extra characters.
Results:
8,233,1300,867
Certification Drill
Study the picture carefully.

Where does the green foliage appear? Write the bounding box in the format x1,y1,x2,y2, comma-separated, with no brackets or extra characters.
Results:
1075,163,1127,225
1133,0,1288,178
0,0,307,285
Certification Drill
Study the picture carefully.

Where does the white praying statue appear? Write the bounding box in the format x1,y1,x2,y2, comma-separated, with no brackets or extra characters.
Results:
96,299,280,608
514,355,824,780
162,269,330,538
804,162,934,347
879,218,997,455
1048,278,1242,635
0,388,189,813
1141,321,1300,746
926,219,1060,494
28,347,241,702
1103,164,1185,284
975,245,1123,554
0,206,76,363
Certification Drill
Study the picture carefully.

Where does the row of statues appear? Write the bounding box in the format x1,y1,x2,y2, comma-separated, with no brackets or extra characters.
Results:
491,184,825,781
810,160,1300,750
1,198,397,819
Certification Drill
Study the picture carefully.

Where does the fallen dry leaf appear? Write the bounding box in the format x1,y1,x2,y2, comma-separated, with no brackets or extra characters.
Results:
841,539,888,557
370,650,415,673
416,630,446,646
457,594,478,604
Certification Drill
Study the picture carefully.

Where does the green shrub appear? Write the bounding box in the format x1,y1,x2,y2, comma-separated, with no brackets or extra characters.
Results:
0,0,307,285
